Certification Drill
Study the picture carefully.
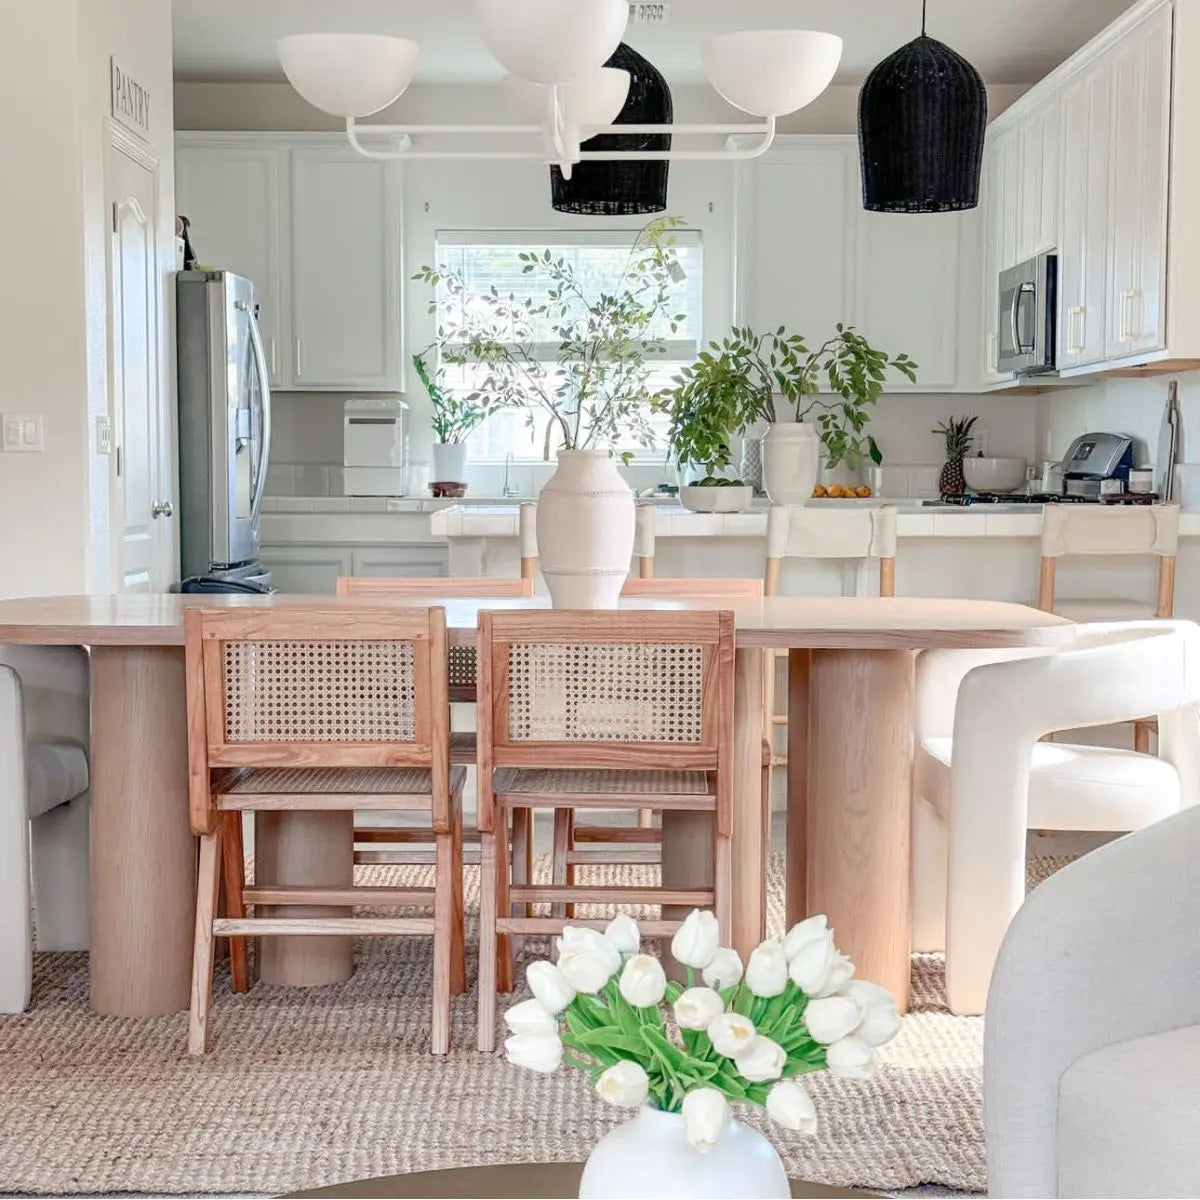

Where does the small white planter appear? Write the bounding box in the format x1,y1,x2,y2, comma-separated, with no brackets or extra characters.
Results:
535,449,634,609
680,484,754,513
431,442,468,485
761,422,820,505
579,1106,790,1200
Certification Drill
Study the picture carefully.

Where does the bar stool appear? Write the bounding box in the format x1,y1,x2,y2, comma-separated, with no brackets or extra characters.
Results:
763,504,898,770
1037,503,1179,751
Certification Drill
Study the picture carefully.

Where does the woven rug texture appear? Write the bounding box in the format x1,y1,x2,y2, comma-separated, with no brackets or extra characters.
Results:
0,853,1070,1197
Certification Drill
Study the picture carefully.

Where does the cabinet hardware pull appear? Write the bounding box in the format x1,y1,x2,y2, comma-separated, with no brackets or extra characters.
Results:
295,338,303,377
270,338,278,377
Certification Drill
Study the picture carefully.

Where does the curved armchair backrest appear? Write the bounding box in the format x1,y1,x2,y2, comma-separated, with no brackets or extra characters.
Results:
0,647,88,748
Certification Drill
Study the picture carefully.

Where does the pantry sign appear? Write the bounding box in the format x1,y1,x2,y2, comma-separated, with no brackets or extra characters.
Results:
110,59,150,139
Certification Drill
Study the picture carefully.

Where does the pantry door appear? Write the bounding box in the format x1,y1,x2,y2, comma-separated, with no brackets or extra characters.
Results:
106,134,174,592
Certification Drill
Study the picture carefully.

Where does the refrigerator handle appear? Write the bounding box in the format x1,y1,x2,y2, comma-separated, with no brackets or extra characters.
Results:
247,308,272,526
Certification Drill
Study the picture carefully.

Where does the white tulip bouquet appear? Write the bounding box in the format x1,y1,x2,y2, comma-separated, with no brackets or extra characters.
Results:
504,909,901,1153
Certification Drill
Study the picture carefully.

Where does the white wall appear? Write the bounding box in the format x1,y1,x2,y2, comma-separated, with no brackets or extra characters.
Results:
0,0,175,597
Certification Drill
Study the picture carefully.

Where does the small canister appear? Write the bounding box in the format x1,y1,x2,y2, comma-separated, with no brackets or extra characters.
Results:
1128,467,1154,494
1100,477,1125,497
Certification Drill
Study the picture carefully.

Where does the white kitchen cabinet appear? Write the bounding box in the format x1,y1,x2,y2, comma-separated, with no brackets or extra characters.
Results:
260,545,352,594
289,148,403,390
979,129,1019,385
349,546,448,577
1104,3,1171,360
854,209,961,389
739,140,856,347
1016,99,1060,263
174,141,286,386
1058,61,1112,370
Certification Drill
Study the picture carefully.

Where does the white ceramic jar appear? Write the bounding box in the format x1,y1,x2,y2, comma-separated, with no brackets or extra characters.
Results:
578,1106,790,1200
761,423,820,505
430,442,468,485
535,449,634,608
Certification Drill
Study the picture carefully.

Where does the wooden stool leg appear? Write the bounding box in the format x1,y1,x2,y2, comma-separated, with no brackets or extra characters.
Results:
221,813,250,994
449,799,466,997
432,828,454,1056
1134,718,1155,755
478,830,499,1052
188,828,222,1056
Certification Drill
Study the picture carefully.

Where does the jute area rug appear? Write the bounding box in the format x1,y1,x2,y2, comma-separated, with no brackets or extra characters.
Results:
0,854,1067,1197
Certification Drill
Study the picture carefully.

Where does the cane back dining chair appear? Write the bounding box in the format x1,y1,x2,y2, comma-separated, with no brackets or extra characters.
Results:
184,606,465,1055
1037,503,1179,753
475,608,736,1051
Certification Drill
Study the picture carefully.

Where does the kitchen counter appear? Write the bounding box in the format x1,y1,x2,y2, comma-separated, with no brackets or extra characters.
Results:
430,499,1200,540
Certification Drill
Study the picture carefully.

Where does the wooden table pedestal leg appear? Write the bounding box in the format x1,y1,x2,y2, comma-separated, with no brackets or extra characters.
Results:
90,646,196,1016
256,811,355,986
805,648,914,1011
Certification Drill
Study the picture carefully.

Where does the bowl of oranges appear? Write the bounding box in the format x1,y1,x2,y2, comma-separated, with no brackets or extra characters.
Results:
811,484,873,500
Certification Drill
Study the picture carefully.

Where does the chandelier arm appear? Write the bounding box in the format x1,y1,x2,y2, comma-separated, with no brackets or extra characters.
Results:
577,115,777,161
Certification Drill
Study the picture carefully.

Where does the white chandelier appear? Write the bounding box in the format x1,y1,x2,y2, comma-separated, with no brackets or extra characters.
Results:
278,0,843,175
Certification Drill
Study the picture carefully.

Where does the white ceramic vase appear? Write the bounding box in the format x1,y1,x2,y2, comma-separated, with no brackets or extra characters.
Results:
762,422,820,505
431,442,468,485
536,449,634,608
578,1107,790,1200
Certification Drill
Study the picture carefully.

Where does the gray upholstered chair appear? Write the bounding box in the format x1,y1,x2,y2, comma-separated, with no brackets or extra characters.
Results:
0,647,91,1013
984,802,1200,1198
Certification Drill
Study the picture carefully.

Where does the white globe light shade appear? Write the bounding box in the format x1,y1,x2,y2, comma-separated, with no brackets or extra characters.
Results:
501,69,630,128
278,33,419,118
476,0,628,85
703,30,843,118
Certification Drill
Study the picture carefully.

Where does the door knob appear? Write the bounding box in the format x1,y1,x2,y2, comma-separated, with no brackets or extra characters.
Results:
152,500,173,518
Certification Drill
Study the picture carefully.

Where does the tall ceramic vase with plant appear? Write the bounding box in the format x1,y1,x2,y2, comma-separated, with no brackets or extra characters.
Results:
505,909,901,1200
413,351,495,495
417,218,687,607
679,325,916,505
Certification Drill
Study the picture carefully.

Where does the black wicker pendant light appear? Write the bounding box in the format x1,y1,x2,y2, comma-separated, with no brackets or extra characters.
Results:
858,0,987,213
551,42,673,215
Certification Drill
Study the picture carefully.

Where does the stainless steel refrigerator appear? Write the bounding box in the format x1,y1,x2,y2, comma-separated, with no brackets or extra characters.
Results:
175,270,272,587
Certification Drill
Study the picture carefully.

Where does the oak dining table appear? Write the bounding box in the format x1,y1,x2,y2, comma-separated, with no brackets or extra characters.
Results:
0,592,1073,1017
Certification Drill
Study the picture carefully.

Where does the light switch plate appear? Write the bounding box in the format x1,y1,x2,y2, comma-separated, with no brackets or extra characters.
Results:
2,413,43,452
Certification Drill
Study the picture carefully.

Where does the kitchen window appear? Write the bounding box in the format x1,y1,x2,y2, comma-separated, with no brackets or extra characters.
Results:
433,230,703,461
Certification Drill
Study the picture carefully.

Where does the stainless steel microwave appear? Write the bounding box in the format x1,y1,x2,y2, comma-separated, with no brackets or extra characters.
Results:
998,252,1057,375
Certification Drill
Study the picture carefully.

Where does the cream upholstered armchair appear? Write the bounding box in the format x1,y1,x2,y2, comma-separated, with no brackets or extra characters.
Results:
0,647,91,1012
911,620,1200,1015
984,802,1200,1198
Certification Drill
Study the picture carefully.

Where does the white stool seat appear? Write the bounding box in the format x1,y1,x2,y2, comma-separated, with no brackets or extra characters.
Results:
1052,597,1154,620
26,739,89,819
1057,1023,1200,1198
917,735,1182,831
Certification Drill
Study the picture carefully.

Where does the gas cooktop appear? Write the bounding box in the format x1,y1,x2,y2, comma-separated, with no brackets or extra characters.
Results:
938,491,1159,506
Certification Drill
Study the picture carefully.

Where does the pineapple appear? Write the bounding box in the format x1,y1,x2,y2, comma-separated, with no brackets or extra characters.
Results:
934,415,978,495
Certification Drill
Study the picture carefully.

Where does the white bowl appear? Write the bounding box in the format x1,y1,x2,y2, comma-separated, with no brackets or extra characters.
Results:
963,456,1027,494
680,484,755,513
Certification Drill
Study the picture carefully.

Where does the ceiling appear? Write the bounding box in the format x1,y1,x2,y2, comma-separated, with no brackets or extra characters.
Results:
172,0,1135,87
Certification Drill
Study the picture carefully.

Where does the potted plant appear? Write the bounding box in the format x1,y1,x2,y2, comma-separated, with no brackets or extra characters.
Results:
505,909,901,1199
416,217,687,607
412,351,494,495
933,415,978,495
657,355,758,513
677,325,916,506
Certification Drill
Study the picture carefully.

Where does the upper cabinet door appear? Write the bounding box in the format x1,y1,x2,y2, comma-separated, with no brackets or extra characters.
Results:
979,134,1016,385
1017,99,1060,262
1105,4,1171,360
1058,61,1113,370
740,143,856,342
289,148,402,390
175,142,285,386
854,207,961,390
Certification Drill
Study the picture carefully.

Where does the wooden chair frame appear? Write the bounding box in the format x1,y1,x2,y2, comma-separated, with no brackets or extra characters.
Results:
184,605,463,1056
475,608,736,1051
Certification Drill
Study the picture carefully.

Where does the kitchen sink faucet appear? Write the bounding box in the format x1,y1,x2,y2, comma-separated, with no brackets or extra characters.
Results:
502,452,520,499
